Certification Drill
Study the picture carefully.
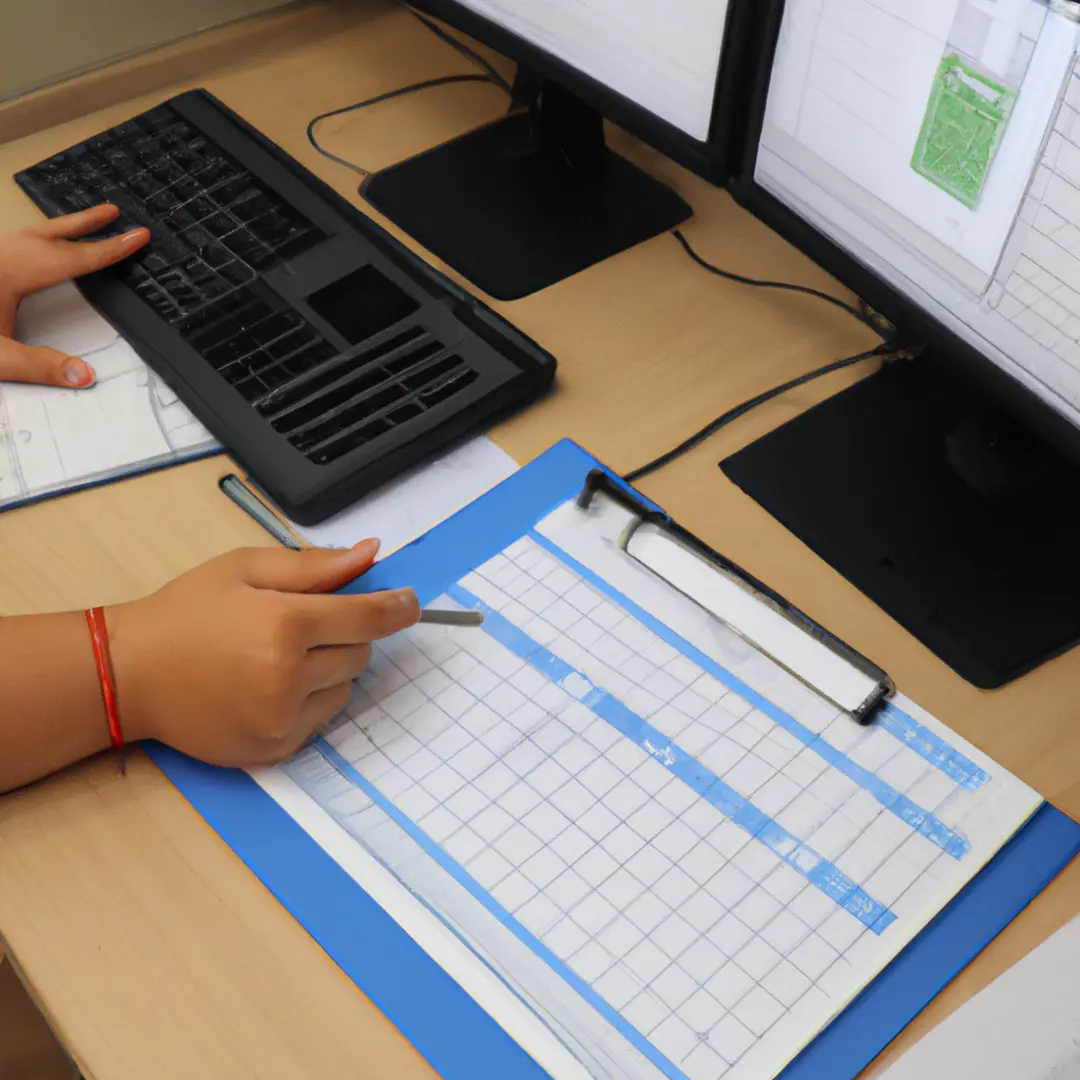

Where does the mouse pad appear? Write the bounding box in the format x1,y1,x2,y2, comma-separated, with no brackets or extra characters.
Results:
720,362,1080,689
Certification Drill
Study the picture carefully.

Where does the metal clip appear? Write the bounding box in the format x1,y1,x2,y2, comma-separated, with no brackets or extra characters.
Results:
1050,0,1080,22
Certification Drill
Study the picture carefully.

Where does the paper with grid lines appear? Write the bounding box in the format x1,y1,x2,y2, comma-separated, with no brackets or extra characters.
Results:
254,493,1040,1080
0,283,218,511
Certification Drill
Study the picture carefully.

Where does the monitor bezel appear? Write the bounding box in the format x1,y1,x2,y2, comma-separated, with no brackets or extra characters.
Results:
729,0,1080,460
406,0,756,185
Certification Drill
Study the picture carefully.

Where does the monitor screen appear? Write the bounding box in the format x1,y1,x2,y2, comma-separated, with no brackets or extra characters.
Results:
446,0,732,141
754,0,1080,427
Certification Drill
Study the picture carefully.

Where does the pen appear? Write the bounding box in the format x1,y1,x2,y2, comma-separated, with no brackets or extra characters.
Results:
219,473,483,628
220,474,306,551
419,609,484,627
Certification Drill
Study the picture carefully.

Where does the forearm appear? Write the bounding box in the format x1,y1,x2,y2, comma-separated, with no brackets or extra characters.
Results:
0,611,113,792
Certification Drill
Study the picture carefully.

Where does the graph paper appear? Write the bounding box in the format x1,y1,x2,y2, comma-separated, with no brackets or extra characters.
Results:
256,495,1040,1080
0,282,218,510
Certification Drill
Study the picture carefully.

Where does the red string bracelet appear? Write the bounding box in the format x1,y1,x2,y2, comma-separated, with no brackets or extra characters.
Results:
85,607,124,752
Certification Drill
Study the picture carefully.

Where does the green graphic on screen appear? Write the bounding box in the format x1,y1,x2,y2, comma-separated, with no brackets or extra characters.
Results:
912,55,1018,209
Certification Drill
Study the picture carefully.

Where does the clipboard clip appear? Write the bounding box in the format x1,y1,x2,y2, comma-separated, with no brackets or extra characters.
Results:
577,469,894,724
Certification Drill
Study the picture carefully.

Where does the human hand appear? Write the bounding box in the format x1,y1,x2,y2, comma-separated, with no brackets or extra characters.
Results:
0,204,149,388
108,539,420,767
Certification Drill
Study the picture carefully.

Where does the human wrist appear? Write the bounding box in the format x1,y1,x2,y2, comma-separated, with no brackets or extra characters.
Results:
104,600,156,745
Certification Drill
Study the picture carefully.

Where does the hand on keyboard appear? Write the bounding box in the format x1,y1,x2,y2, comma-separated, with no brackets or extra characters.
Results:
0,203,148,389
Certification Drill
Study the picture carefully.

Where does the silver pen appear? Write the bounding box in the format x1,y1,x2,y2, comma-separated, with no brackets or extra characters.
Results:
419,609,484,627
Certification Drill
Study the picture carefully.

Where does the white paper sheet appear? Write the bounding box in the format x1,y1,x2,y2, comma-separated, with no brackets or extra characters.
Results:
288,436,518,557
252,489,1041,1080
0,283,218,510
876,914,1080,1080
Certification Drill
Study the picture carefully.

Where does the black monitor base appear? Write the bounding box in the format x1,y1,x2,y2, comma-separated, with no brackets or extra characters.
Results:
361,76,692,300
721,358,1080,688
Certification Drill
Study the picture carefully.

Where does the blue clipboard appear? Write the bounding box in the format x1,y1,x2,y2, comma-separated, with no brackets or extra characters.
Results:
145,439,1080,1080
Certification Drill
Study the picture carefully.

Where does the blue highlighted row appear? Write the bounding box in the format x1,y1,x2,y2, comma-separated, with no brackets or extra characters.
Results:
313,737,692,1080
876,702,989,792
448,584,897,934
526,532,972,860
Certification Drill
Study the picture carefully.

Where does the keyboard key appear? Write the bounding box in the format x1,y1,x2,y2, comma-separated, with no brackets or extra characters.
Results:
251,311,303,346
200,243,234,270
203,212,236,239
215,176,251,206
266,327,316,361
233,193,273,222
135,281,181,321
164,207,197,232
219,261,256,286
171,176,199,200
129,174,163,199
151,160,185,184
112,121,142,142
149,189,182,212
141,106,175,130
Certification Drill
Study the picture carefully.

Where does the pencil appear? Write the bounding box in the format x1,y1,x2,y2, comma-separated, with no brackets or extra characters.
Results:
419,609,485,627
219,474,484,629
219,474,306,551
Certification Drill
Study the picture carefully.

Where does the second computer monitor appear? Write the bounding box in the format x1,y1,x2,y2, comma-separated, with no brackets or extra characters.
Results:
751,0,1080,434
723,0,1080,688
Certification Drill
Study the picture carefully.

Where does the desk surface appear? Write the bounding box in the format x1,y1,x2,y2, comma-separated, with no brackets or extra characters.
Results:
0,4,1077,1078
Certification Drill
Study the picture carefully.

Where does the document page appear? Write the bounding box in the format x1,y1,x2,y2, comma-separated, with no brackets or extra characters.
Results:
0,283,218,510
254,492,1041,1080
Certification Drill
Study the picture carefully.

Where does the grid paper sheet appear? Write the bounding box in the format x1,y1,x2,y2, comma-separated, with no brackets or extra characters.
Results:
261,496,1039,1080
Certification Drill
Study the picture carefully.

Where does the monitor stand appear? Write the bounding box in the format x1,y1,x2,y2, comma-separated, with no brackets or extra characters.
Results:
361,70,693,300
721,357,1080,689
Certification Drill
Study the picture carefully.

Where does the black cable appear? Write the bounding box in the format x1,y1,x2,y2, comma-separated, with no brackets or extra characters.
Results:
306,73,499,177
403,4,513,93
306,3,512,178
673,229,873,328
623,344,894,484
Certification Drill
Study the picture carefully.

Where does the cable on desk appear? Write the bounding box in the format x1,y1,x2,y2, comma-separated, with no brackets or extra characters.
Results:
403,4,513,93
306,74,500,177
623,343,896,484
673,229,878,329
306,3,512,178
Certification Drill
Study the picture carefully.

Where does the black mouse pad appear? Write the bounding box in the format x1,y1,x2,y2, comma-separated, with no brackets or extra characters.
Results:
721,361,1080,688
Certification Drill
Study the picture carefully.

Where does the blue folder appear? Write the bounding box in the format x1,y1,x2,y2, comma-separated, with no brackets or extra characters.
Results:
146,439,1080,1080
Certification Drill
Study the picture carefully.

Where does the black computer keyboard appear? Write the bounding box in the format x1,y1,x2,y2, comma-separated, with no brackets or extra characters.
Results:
15,90,555,523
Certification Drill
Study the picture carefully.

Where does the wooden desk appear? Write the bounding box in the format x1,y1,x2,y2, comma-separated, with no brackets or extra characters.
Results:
0,3,1077,1077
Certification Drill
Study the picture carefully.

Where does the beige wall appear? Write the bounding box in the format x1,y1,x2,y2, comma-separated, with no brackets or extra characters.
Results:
0,0,297,102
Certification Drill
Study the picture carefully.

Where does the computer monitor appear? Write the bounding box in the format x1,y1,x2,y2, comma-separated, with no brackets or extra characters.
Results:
361,0,753,300
723,0,1080,688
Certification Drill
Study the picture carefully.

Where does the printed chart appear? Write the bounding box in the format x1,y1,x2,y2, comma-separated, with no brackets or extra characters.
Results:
281,502,1038,1080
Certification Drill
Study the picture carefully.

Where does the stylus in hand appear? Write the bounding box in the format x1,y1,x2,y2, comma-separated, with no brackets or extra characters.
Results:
219,473,484,628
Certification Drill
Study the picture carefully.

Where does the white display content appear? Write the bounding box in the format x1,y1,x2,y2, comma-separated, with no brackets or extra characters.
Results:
756,0,1080,424
447,0,730,141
